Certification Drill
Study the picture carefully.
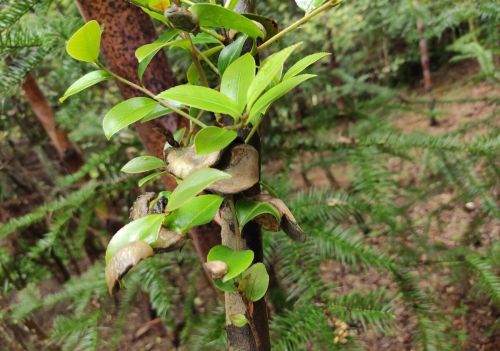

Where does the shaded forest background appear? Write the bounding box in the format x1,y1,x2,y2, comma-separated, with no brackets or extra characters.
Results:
0,0,499,350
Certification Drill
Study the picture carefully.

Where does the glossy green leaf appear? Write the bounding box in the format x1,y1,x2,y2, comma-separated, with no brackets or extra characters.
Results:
295,0,326,13
246,43,301,108
207,245,254,282
221,53,255,114
218,35,247,76
105,214,165,263
189,4,264,39
138,171,166,187
173,127,186,144
164,195,223,233
230,314,248,328
66,20,101,63
157,85,241,119
243,14,279,40
236,199,280,229
214,278,237,292
239,263,269,302
167,168,231,211
283,52,330,80
225,0,239,11
136,30,179,81
135,30,180,63
141,105,172,122
194,126,237,155
121,156,165,174
103,97,159,139
248,74,315,125
59,70,111,103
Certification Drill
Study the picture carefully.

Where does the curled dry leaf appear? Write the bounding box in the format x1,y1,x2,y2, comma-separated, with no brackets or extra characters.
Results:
207,144,259,194
129,192,157,220
153,227,186,252
165,143,221,179
252,194,306,242
106,241,154,295
205,260,228,279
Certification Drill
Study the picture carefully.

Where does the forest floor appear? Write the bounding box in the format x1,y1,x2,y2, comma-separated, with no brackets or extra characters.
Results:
290,60,500,351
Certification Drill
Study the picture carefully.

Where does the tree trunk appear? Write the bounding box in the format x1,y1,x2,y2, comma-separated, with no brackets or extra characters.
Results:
413,0,436,126
75,0,221,261
222,1,270,350
21,73,84,173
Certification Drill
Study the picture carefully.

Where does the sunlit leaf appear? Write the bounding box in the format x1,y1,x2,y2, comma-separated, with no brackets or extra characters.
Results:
283,52,330,80
248,74,315,125
246,43,301,108
103,97,159,139
59,70,111,103
157,85,241,119
230,314,248,327
121,156,165,174
295,0,326,13
190,4,264,39
106,214,165,263
221,53,255,114
138,171,166,187
207,245,254,282
164,194,223,233
66,20,101,63
194,126,237,155
167,168,231,211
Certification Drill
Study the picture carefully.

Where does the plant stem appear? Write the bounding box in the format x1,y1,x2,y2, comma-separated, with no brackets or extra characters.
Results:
97,63,207,128
194,45,221,75
228,196,241,250
184,33,209,87
256,0,342,53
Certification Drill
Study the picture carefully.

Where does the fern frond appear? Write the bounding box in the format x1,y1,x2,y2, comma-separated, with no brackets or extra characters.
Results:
465,254,500,305
0,0,45,31
49,311,100,351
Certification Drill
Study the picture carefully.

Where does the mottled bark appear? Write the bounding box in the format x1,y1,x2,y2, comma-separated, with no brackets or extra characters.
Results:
21,73,84,173
75,0,220,260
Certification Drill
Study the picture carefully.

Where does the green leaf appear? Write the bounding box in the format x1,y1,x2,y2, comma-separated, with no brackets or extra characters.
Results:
194,126,237,155
218,35,247,76
66,20,101,63
239,263,269,302
141,105,172,122
121,156,165,174
225,0,239,11
173,127,186,144
220,53,255,114
207,245,254,282
190,4,264,39
246,43,301,108
167,168,231,211
157,85,241,119
230,314,248,328
295,0,326,13
105,214,165,263
214,278,237,292
138,171,166,187
136,30,179,81
283,52,330,80
164,195,223,233
248,74,315,125
236,199,280,229
135,30,179,63
59,70,111,103
103,97,159,139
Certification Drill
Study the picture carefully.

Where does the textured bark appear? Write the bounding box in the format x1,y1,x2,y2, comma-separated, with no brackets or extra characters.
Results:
75,0,220,259
21,73,84,173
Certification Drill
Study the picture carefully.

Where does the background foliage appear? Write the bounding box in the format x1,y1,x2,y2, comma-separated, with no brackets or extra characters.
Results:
0,0,498,350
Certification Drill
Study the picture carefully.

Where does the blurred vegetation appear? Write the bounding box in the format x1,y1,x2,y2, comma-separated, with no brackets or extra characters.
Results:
0,0,498,350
